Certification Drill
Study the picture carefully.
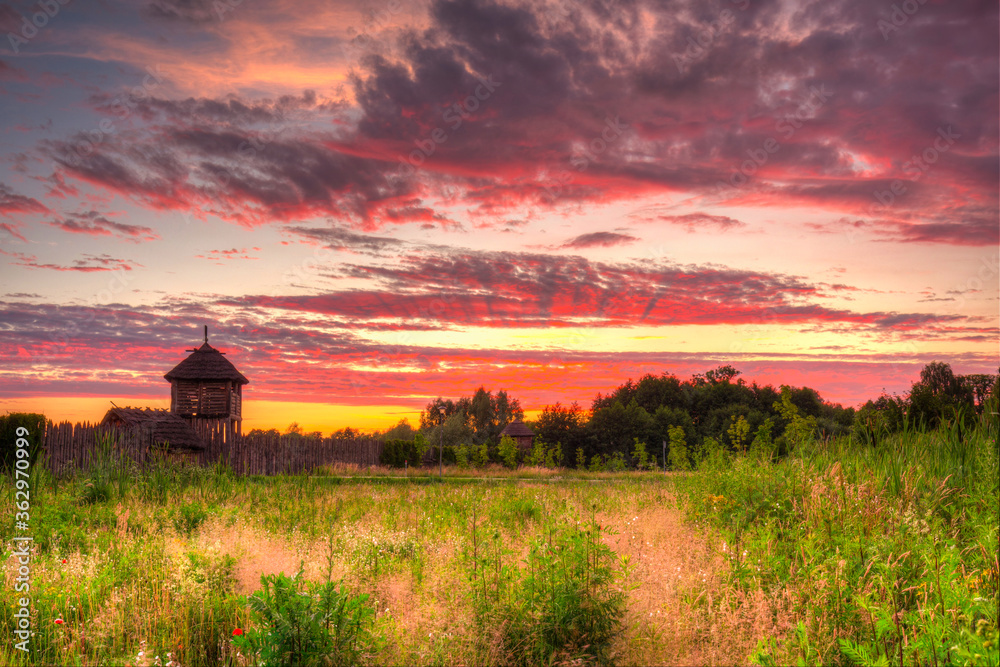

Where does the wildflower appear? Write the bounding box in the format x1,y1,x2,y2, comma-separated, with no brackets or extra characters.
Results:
232,628,244,637
62,559,67,564
55,618,64,625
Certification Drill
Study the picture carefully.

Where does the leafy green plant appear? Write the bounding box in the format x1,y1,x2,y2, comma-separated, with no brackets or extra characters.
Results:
498,435,520,469
631,438,651,470
668,425,690,471
469,514,631,666
527,438,547,467
455,443,470,469
233,567,377,667
544,444,562,468
174,501,209,536
472,442,490,468
576,447,587,470
606,451,627,472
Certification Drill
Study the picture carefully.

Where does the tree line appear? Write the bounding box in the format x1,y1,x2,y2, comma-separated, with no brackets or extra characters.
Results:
250,362,997,470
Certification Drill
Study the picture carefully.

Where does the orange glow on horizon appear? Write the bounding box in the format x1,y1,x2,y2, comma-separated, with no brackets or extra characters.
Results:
2,396,546,435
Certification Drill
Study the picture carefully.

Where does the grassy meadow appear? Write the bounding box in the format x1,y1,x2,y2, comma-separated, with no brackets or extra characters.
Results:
2,413,998,666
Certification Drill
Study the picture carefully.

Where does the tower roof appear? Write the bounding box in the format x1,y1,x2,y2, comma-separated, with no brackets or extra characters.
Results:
164,341,249,385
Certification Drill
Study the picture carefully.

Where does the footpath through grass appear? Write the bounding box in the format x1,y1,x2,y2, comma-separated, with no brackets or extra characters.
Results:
673,412,999,666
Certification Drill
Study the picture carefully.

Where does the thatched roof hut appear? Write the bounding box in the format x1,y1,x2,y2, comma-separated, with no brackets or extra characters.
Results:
101,406,205,452
501,419,535,451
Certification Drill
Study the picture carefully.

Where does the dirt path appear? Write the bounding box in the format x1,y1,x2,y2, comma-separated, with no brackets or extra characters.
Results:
600,490,793,666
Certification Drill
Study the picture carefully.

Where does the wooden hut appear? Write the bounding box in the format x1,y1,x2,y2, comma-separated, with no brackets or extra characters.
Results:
101,406,205,463
501,419,535,453
164,326,249,442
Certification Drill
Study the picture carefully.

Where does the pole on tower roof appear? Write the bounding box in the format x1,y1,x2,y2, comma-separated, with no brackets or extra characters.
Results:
204,324,208,344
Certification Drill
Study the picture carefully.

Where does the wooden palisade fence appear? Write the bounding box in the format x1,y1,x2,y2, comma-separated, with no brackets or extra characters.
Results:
42,420,384,477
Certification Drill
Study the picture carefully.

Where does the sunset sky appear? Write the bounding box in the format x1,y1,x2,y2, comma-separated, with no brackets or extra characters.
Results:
1,0,997,433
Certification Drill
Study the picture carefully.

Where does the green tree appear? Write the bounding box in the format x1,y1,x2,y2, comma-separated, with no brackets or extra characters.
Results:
588,398,653,458
534,402,587,465
774,386,817,449
727,415,750,453
631,438,651,470
381,418,416,441
498,435,520,469
668,426,690,471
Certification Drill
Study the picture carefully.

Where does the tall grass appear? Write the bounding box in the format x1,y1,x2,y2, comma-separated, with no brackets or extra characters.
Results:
674,408,999,665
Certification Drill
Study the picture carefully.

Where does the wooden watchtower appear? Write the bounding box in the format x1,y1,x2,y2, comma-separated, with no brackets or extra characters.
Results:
164,326,249,441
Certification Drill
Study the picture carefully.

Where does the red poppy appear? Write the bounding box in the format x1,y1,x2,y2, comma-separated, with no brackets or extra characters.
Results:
62,559,67,564
232,628,243,637
55,618,64,625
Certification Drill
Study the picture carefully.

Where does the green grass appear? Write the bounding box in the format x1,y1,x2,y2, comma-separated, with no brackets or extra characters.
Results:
3,415,996,666
673,411,999,666
1,456,662,666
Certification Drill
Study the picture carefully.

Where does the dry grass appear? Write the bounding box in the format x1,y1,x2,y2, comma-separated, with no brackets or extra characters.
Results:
600,492,793,666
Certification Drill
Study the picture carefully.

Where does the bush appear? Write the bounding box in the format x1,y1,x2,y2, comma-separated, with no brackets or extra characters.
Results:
606,451,627,472
472,442,489,468
455,444,470,469
470,516,631,665
1,412,46,474
233,568,377,667
668,426,690,471
380,437,427,468
527,439,547,467
498,435,520,469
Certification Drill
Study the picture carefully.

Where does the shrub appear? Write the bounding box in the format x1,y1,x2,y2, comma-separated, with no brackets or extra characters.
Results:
527,439,547,467
606,451,627,472
472,442,489,468
575,447,587,470
455,444,470,469
544,444,562,468
498,435,520,469
470,516,631,666
380,438,427,468
233,568,377,667
668,426,691,471
631,438,650,470
0,412,46,474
